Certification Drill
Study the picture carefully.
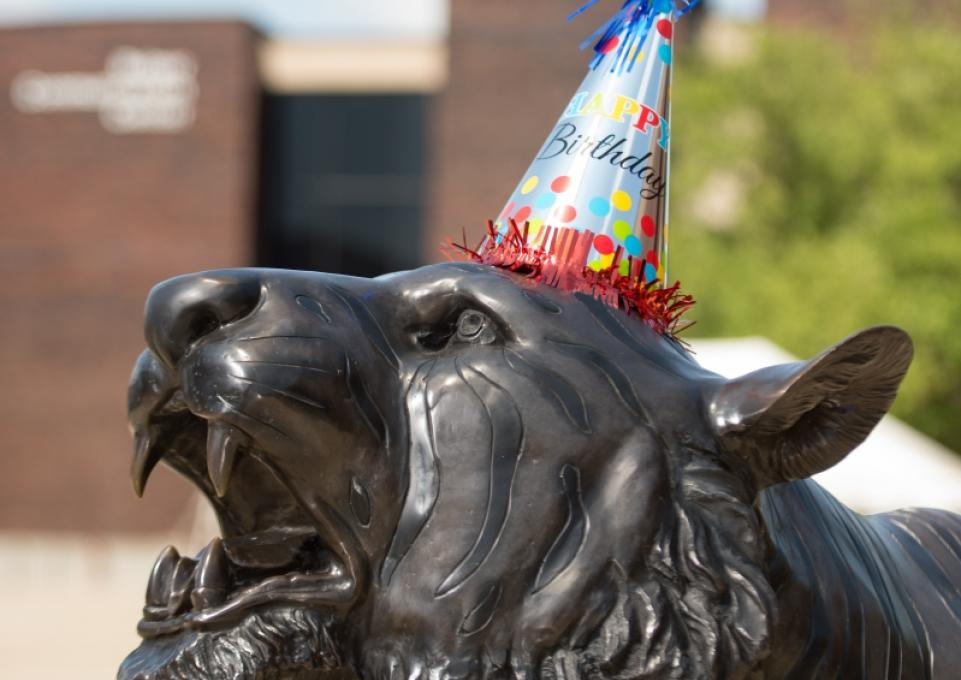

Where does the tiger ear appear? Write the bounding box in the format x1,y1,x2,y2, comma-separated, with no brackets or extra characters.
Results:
704,326,913,489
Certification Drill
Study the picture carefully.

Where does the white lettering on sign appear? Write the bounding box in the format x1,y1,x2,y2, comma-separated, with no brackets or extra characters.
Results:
10,47,199,134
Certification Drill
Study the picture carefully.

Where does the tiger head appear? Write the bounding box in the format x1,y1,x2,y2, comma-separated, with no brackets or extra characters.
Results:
120,263,911,680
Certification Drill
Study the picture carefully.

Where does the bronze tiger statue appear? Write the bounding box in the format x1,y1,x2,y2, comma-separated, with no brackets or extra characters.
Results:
120,263,961,680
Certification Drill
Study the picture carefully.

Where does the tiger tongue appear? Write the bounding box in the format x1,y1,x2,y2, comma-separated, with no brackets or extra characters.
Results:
206,421,249,497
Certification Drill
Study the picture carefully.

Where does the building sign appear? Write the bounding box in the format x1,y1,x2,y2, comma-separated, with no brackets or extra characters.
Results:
9,46,198,133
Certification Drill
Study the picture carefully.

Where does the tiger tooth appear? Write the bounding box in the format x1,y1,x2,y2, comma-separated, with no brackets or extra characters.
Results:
198,537,228,589
206,422,243,497
191,537,228,609
146,545,179,607
131,429,163,498
166,557,197,615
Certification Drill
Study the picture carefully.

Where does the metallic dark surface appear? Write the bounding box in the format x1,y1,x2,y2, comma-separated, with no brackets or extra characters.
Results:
119,263,960,680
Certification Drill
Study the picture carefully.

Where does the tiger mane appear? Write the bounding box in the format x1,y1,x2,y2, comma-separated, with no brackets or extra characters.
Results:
540,442,777,679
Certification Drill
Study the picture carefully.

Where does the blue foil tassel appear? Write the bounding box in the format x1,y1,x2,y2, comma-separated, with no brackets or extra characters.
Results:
569,0,701,72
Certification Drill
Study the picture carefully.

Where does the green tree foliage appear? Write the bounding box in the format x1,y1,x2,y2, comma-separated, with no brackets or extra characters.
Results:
671,19,961,450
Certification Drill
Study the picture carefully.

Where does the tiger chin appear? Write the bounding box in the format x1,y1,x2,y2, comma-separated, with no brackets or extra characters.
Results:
120,263,918,680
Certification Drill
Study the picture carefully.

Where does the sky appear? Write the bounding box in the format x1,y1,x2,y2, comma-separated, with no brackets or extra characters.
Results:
0,0,449,39
0,0,770,39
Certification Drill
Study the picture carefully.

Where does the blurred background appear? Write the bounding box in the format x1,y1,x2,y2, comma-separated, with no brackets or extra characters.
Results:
0,0,958,676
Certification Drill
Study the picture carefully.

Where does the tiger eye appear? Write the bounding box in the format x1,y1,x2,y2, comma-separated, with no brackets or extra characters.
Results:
457,310,487,339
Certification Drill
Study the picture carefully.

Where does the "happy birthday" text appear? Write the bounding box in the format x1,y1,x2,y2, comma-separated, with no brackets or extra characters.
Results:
536,122,666,200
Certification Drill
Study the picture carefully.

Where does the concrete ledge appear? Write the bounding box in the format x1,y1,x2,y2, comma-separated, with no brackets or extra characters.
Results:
259,39,448,93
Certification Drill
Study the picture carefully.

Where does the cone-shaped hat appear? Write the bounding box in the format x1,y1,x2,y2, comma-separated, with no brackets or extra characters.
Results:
459,0,697,335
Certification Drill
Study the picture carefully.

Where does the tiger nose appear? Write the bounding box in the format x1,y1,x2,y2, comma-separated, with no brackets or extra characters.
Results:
144,270,263,367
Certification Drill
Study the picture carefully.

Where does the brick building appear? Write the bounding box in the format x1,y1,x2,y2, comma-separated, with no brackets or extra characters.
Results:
0,22,259,531
0,8,451,532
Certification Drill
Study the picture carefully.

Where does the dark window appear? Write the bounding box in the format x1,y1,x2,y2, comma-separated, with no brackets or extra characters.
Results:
257,94,427,277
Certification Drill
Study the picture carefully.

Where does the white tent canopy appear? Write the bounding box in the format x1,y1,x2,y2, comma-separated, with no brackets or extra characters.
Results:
691,337,961,515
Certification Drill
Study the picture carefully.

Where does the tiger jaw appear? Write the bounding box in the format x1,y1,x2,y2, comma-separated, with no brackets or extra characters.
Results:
137,535,351,639
127,347,360,637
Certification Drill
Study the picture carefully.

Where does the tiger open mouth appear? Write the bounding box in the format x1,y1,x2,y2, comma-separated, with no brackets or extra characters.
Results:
128,350,357,640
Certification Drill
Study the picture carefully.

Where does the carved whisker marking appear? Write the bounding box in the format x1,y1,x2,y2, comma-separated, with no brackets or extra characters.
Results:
523,289,563,315
547,338,650,423
295,295,332,323
380,361,439,586
577,295,690,379
349,475,372,528
236,335,332,343
435,359,524,597
533,464,588,593
216,396,290,440
459,582,503,636
330,284,400,371
577,293,648,354
503,349,590,434
232,360,332,374
229,374,328,412
345,354,388,448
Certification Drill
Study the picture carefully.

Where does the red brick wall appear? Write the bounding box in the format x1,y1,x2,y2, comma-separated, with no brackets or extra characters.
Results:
0,22,260,531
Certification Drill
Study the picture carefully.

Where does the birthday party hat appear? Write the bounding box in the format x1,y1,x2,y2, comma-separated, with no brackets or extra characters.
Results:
459,0,697,335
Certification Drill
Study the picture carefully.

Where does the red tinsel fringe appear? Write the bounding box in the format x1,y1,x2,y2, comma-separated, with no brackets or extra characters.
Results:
448,220,695,338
